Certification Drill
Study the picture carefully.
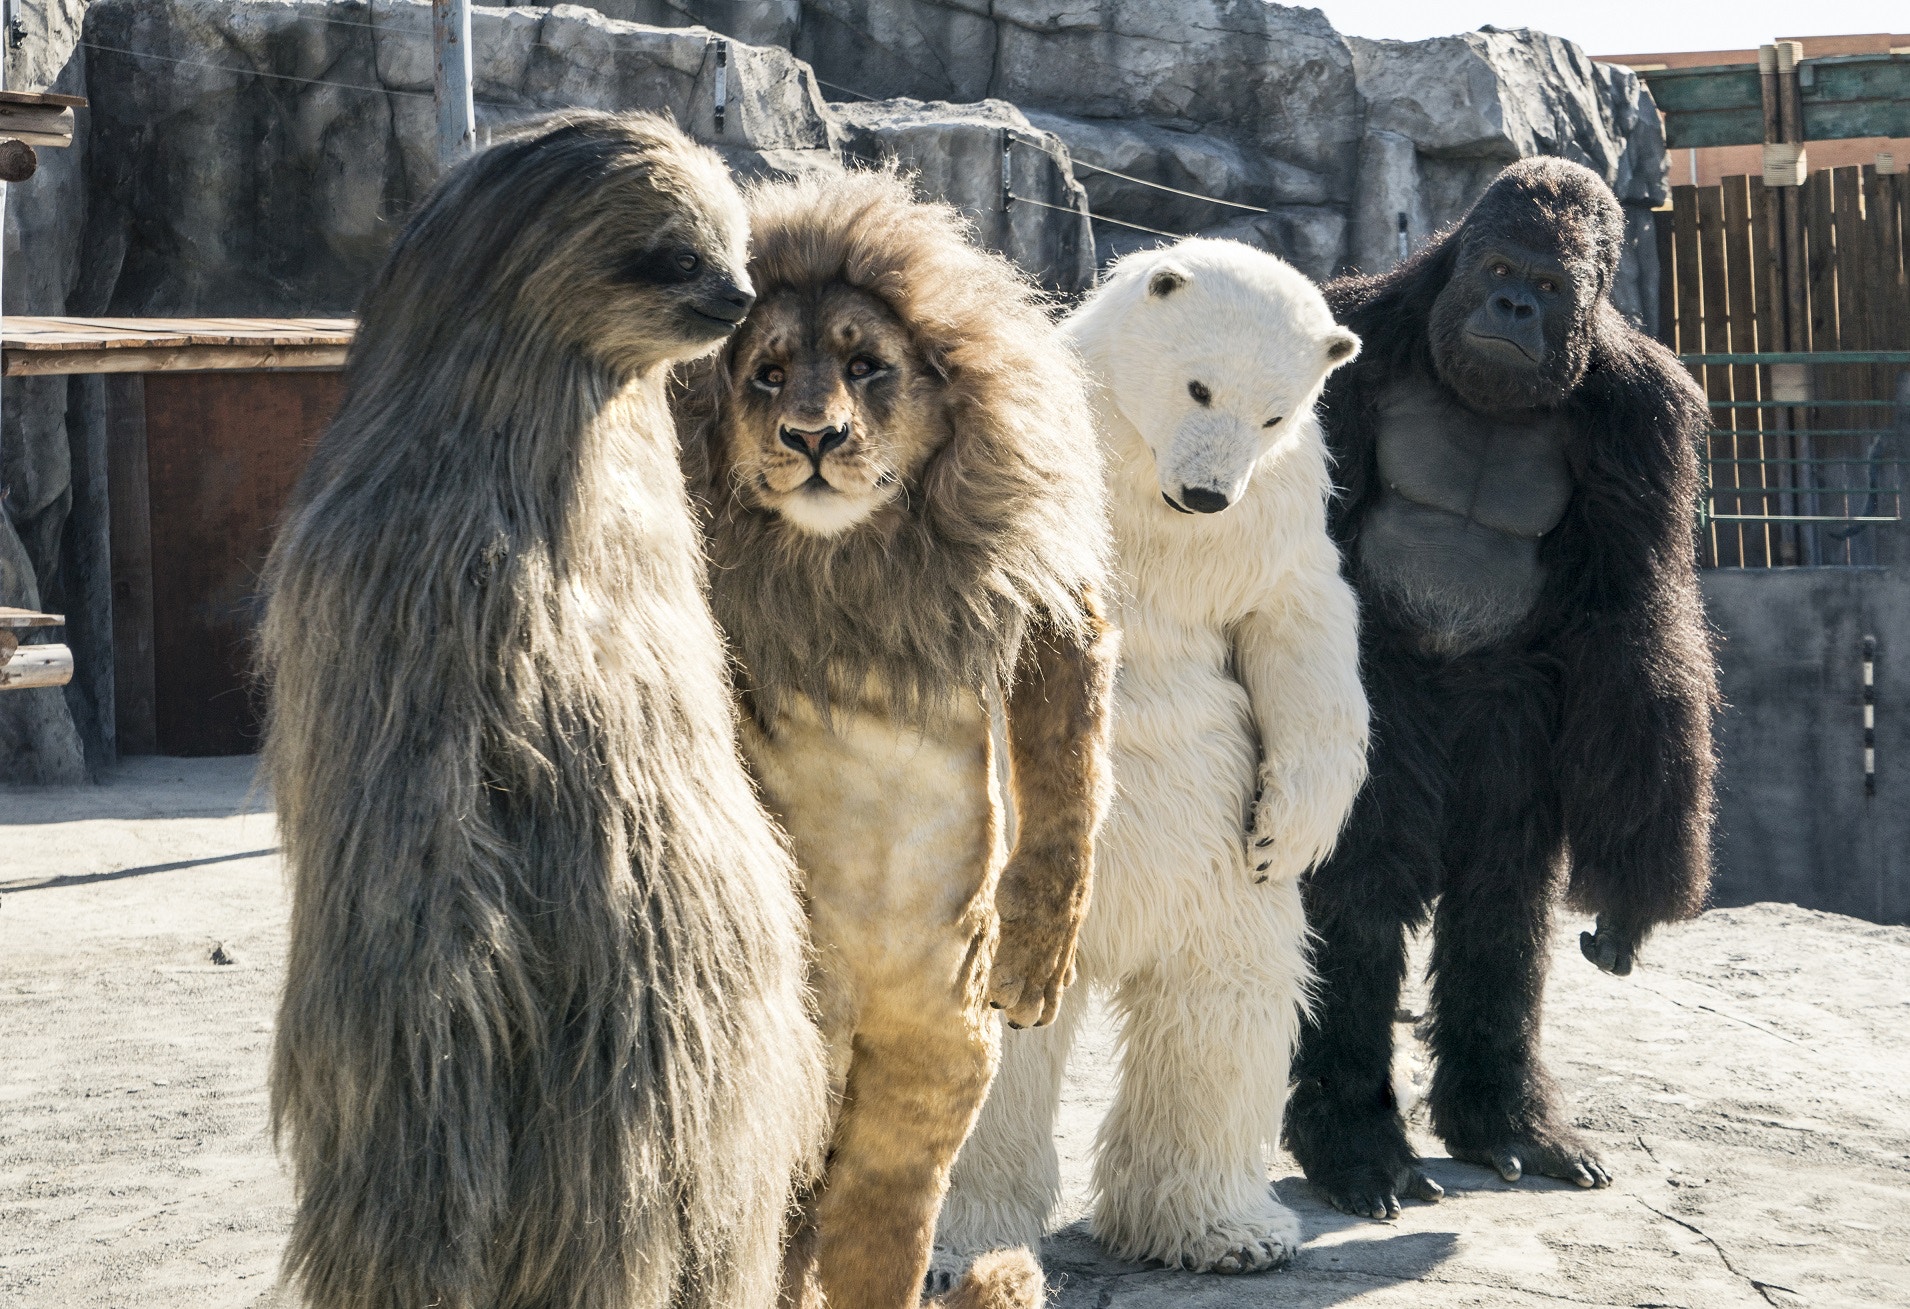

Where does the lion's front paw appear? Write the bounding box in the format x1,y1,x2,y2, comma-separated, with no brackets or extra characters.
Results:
988,917,1076,1029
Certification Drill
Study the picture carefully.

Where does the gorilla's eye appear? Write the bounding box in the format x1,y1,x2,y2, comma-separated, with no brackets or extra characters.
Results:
754,364,786,390
1537,278,1558,294
675,251,701,274
846,356,884,380
1263,415,1284,429
1188,381,1212,406
1490,262,1512,278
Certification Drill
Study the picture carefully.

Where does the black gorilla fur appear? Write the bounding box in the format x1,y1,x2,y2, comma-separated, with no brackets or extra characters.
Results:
1285,158,1719,1218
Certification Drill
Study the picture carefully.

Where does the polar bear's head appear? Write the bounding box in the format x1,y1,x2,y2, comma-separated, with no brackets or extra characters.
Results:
1066,238,1358,515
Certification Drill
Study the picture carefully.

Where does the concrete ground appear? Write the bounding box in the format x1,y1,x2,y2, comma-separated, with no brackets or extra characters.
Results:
3,759,1907,1308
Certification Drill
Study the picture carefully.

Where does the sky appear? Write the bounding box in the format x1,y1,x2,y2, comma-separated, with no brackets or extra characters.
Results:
1310,0,1907,56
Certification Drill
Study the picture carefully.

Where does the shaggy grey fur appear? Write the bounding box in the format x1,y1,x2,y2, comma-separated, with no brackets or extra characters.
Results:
258,113,826,1309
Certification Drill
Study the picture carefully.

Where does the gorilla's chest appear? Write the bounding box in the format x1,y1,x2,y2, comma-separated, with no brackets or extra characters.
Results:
1357,379,1574,654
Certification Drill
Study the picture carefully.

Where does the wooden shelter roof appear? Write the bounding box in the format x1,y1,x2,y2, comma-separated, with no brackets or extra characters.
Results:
1,317,355,375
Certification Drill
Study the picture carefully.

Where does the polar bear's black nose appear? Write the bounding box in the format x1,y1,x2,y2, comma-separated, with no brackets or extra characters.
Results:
1178,487,1230,514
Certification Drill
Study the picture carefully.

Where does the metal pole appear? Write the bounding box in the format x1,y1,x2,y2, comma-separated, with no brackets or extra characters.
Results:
433,0,475,171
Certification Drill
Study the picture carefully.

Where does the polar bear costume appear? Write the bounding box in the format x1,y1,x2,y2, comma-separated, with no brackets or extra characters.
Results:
937,239,1369,1274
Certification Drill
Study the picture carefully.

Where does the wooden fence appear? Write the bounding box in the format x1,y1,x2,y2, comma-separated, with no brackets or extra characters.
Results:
1658,166,1910,567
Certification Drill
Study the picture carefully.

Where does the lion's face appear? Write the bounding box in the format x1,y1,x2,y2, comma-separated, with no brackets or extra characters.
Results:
720,284,945,537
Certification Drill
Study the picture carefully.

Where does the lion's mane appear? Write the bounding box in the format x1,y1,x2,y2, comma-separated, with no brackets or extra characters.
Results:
679,169,1110,720
259,114,825,1309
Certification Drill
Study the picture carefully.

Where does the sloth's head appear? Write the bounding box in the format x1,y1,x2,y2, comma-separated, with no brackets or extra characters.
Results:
357,110,753,383
720,282,945,537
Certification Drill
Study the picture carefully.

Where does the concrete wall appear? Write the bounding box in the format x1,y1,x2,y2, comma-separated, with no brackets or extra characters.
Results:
1703,565,1909,924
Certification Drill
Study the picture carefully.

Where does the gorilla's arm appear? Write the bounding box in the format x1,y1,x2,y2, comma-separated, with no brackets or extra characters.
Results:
1235,549,1370,883
990,586,1118,1028
1547,328,1718,964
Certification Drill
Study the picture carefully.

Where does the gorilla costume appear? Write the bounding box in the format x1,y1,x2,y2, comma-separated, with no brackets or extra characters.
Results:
1285,158,1718,1217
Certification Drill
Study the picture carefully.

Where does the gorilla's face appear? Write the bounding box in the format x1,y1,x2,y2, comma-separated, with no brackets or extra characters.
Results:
1428,235,1596,412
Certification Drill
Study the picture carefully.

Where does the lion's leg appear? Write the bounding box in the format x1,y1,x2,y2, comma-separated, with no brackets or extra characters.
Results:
814,988,1000,1309
935,988,1085,1269
1089,878,1309,1274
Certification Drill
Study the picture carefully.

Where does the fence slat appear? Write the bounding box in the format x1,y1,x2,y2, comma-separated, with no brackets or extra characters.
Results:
1722,175,1770,566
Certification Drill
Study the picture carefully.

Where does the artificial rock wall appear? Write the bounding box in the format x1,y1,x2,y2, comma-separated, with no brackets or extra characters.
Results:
0,0,1667,780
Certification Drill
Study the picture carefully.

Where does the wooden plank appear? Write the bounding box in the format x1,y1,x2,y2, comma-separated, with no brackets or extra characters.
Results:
1695,184,1736,566
1654,206,1676,347
1804,169,1838,352
0,607,64,627
1722,175,1768,566
0,89,87,108
143,370,345,755
4,343,350,376
106,375,157,756
1,316,355,350
1671,186,1704,357
0,644,74,691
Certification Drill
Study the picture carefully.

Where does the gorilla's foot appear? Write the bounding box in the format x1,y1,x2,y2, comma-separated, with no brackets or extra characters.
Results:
1286,1084,1443,1219
1448,1122,1611,1190
1093,1191,1301,1274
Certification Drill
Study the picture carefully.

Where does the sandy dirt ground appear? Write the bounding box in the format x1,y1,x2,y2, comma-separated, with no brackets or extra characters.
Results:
3,758,1908,1308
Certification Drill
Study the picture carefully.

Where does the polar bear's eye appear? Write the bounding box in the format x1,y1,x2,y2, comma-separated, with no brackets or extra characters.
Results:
1187,381,1212,406
1263,415,1284,429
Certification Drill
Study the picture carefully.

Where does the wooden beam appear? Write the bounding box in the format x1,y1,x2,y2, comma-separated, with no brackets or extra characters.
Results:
0,643,74,691
3,343,350,376
1641,53,1910,148
0,102,74,148
0,607,64,627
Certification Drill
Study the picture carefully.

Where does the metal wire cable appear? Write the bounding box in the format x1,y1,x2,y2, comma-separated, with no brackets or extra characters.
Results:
1007,190,1182,238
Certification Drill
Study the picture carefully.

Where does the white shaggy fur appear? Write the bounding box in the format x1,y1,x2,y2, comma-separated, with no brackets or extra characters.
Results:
937,239,1370,1273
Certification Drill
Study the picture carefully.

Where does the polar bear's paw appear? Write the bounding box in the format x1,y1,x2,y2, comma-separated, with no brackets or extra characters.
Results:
1105,1200,1302,1274
1173,1208,1302,1274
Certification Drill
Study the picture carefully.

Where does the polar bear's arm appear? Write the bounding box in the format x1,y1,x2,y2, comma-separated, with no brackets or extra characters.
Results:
1233,561,1370,882
990,587,1119,1028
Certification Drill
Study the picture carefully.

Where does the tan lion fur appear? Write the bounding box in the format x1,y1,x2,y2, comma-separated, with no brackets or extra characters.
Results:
676,169,1117,1309
259,113,826,1309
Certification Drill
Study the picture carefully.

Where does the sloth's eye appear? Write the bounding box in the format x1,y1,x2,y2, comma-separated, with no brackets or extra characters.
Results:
1263,415,1284,429
847,356,882,379
675,251,701,274
1188,380,1212,406
755,364,785,389
1490,262,1512,277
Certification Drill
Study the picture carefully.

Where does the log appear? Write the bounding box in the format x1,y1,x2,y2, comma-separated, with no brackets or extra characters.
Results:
1,643,74,691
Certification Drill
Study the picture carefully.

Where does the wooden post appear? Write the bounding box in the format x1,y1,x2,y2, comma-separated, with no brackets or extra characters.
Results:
433,0,475,171
1775,41,1816,562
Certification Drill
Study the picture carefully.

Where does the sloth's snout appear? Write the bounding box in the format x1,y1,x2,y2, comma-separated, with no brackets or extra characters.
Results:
780,424,850,460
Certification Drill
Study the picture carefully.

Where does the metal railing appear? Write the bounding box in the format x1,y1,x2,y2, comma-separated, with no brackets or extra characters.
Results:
1679,351,1910,567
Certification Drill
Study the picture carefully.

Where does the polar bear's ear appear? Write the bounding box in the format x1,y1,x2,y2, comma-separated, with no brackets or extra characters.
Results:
1146,265,1189,298
1324,327,1360,366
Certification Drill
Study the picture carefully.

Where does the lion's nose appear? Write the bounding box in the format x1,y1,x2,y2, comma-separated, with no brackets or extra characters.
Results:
779,425,849,457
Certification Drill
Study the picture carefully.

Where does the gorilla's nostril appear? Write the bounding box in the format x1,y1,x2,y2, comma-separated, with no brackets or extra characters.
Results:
1179,487,1230,514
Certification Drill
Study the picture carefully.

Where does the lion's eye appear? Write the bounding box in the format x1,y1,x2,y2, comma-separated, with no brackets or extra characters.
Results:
1490,262,1511,277
1187,380,1212,406
1263,415,1284,429
847,356,882,380
675,251,701,274
755,364,785,389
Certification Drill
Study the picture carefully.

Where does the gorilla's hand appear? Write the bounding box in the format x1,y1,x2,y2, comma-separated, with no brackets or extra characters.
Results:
1579,916,1636,976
